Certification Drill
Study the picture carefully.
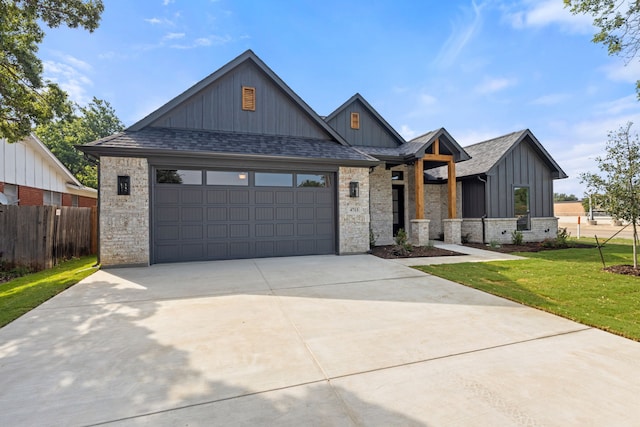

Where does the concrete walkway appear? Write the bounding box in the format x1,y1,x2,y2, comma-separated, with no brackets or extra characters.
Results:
1,254,639,426
390,242,525,266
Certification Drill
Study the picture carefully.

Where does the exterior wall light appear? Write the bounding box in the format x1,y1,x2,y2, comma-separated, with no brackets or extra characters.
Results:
117,176,131,195
349,181,359,198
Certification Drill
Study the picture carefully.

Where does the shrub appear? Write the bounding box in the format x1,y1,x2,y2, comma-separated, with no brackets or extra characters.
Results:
489,240,501,249
461,233,471,244
511,230,524,245
393,228,413,256
541,227,571,249
369,227,378,249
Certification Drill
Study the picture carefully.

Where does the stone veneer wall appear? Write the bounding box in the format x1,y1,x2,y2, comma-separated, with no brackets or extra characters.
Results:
463,217,559,244
338,167,370,254
369,165,393,245
99,157,149,266
425,181,462,240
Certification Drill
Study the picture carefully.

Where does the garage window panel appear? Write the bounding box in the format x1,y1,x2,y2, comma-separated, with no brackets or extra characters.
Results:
157,169,202,185
255,172,292,187
206,171,249,186
296,174,329,187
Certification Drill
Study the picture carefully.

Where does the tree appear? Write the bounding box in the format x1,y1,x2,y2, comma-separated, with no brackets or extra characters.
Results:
0,0,104,143
581,122,640,267
35,97,124,188
565,1,640,96
554,193,579,201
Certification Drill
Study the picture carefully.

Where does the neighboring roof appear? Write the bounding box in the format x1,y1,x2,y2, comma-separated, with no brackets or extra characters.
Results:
81,127,379,166
427,129,568,180
325,93,406,147
357,128,471,164
25,135,97,198
127,50,350,147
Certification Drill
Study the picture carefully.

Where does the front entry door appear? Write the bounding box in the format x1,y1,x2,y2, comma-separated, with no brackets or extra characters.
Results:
392,185,405,236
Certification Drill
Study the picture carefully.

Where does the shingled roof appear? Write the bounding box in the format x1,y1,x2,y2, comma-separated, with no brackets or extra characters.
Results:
80,127,378,165
426,129,567,180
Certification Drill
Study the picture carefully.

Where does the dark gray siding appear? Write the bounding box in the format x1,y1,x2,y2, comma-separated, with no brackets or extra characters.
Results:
326,99,400,148
149,61,332,139
462,178,486,218
485,137,555,218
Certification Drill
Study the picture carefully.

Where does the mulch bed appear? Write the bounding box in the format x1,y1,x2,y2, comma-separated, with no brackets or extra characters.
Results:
604,265,640,276
463,242,595,253
369,245,464,259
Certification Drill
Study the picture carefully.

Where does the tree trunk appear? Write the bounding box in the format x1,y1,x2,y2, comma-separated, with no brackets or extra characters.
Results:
634,221,638,269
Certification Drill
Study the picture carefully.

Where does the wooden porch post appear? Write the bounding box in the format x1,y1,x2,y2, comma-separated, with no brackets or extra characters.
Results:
414,159,424,219
447,160,456,219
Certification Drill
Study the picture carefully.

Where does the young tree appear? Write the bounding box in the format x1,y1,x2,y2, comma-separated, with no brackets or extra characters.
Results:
35,97,124,188
0,0,104,143
581,122,640,267
554,193,579,201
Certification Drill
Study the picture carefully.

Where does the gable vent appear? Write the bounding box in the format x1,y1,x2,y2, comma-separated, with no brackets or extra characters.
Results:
242,86,256,111
350,112,360,129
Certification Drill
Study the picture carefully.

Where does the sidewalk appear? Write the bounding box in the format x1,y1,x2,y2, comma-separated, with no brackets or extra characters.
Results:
389,243,525,266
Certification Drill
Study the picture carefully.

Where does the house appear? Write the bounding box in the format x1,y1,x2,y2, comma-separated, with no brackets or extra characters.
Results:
80,50,566,267
0,134,97,207
426,130,567,243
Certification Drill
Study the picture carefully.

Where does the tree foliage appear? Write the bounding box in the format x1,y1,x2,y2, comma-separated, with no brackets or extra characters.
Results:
565,0,640,96
554,193,579,201
35,97,123,188
581,122,640,267
0,0,104,143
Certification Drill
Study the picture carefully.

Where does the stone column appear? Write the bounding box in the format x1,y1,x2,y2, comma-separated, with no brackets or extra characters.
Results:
410,219,430,246
443,218,463,244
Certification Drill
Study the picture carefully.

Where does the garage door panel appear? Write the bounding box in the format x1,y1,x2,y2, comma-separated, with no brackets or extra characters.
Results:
229,190,249,204
229,207,250,221
255,207,274,221
207,224,228,238
255,224,274,237
207,207,227,221
153,170,335,263
276,207,293,220
181,189,203,204
276,192,293,204
207,190,227,204
181,207,203,221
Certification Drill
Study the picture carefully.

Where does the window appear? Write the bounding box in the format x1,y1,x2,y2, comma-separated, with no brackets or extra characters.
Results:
350,112,360,129
242,86,256,111
72,195,79,207
44,191,62,206
3,184,17,204
296,174,329,188
514,186,530,231
206,171,249,186
391,171,404,181
156,169,202,185
255,172,292,187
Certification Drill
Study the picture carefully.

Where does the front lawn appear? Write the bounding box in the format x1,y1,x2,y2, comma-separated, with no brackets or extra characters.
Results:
0,256,98,328
416,241,640,341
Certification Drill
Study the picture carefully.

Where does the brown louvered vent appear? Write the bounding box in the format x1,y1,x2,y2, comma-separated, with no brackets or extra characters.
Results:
242,86,256,111
350,112,360,129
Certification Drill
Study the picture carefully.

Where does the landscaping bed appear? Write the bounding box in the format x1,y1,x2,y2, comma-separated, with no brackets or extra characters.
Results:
370,245,463,259
463,241,595,253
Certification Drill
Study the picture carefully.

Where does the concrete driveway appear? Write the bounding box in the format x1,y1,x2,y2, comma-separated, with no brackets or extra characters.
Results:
1,254,639,426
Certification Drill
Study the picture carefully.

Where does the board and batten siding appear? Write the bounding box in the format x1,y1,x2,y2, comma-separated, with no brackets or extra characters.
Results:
0,138,67,193
326,99,400,148
149,61,332,139
485,139,554,218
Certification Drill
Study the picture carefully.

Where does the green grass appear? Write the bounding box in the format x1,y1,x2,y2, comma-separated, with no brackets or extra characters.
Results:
0,256,98,328
416,240,640,341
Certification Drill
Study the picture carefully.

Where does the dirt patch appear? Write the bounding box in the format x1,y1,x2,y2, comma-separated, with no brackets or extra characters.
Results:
604,265,640,276
369,245,464,259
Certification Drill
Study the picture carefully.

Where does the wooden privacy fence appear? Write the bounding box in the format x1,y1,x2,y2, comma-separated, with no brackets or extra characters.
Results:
0,206,97,270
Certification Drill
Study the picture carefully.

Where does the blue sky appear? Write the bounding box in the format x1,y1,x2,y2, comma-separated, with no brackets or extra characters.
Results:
38,0,640,196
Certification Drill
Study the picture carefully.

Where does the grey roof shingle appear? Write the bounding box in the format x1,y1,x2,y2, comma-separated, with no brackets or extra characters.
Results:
80,127,379,164
426,129,567,179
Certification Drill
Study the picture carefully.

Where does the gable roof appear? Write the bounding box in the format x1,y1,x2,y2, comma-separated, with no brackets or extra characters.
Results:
427,129,567,180
128,50,349,146
325,93,406,147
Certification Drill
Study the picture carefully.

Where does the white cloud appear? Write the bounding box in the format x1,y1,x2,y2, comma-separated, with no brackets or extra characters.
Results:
170,34,232,49
474,77,517,95
434,0,485,68
144,17,174,26
602,59,640,83
43,59,93,105
505,0,592,33
163,32,185,40
531,93,570,106
163,0,175,5
399,125,418,140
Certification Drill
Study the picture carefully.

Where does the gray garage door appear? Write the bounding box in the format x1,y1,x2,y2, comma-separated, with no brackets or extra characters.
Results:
152,169,336,263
